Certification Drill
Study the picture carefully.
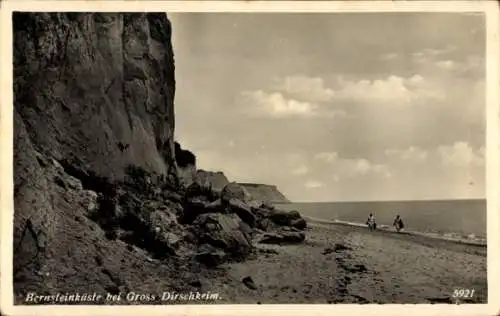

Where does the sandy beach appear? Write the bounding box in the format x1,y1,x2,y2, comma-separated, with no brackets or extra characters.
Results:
215,221,487,304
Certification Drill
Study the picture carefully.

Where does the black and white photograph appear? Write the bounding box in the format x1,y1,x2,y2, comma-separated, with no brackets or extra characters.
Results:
1,1,499,315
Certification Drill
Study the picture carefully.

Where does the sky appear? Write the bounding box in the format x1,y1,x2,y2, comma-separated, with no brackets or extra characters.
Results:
168,12,486,202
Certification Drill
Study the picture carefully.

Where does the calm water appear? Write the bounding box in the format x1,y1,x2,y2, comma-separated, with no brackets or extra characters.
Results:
277,199,487,239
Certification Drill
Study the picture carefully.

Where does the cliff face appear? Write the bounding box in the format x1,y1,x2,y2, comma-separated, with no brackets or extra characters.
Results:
14,13,177,182
239,183,290,203
176,158,287,203
13,13,179,294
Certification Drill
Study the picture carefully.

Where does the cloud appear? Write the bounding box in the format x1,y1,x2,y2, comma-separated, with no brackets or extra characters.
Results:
435,60,456,70
313,152,392,179
305,180,324,189
314,152,339,162
464,55,483,70
433,57,483,75
241,73,447,119
380,52,399,60
313,150,391,178
331,75,445,106
292,165,309,175
453,56,484,75
411,45,483,77
274,75,335,102
274,74,432,107
384,143,484,170
408,74,425,84
240,89,347,119
241,90,316,118
385,146,428,162
240,75,349,119
353,158,371,174
334,76,412,105
412,45,457,63
338,158,391,178
438,141,485,167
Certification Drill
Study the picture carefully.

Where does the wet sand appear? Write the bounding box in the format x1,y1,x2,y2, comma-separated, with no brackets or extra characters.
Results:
216,222,487,304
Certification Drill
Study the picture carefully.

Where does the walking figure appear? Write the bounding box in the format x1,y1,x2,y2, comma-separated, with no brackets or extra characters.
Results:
366,213,377,231
393,214,404,232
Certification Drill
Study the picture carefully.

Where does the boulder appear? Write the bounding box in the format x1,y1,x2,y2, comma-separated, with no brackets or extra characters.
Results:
204,199,225,213
195,244,227,267
280,226,302,233
90,193,123,229
156,232,181,251
238,221,253,236
260,201,276,210
252,228,266,235
164,200,184,218
128,216,182,259
64,174,84,191
251,206,274,218
80,189,99,213
220,182,248,204
194,170,230,192
248,200,275,211
227,198,257,228
181,196,215,224
247,200,263,209
231,203,307,232
258,230,305,245
162,190,183,203
181,198,230,225
192,213,253,257
290,218,307,230
184,182,206,201
242,276,258,290
147,208,182,253
257,217,279,232
268,210,301,226
182,230,198,244
211,189,222,200
184,180,218,204
53,172,84,191
149,208,179,232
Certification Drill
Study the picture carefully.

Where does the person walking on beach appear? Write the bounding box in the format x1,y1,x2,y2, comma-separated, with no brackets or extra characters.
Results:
366,213,377,231
393,214,404,232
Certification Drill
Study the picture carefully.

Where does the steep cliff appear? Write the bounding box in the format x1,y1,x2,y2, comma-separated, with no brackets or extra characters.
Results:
13,12,181,298
14,13,177,182
239,183,290,203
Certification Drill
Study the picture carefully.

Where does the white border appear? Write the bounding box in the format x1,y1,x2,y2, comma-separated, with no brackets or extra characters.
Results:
1,1,499,316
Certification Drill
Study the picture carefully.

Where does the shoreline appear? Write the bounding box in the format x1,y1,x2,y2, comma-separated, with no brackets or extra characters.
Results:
213,219,487,304
302,216,487,247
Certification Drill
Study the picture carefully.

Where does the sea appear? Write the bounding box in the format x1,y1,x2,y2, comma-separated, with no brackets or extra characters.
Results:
276,199,487,245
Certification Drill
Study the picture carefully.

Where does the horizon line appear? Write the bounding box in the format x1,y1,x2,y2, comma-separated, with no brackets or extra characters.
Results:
280,197,487,204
